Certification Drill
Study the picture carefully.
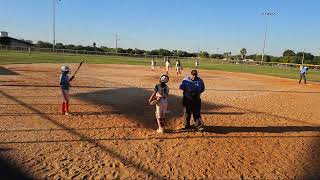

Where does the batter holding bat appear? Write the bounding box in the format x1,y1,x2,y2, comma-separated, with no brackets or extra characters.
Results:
59,60,84,115
148,74,170,133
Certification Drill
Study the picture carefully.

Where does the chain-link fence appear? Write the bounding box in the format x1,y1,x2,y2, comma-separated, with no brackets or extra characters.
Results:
0,45,319,70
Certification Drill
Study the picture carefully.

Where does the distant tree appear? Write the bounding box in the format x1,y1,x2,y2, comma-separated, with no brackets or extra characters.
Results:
93,42,96,48
116,48,125,53
158,49,172,56
199,51,209,58
265,55,271,62
74,45,84,50
247,54,256,60
240,48,247,60
283,49,295,57
210,54,224,59
149,49,159,55
134,48,145,54
312,56,320,65
270,56,281,62
36,41,52,48
175,50,190,57
65,44,75,50
55,43,65,49
296,52,314,61
126,48,134,54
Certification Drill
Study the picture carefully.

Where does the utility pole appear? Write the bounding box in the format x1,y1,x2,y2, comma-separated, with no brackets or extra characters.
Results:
52,0,56,53
115,33,120,54
52,0,61,53
261,12,276,65
302,49,305,65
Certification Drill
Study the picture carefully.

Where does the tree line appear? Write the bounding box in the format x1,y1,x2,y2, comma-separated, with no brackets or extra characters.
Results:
34,41,320,65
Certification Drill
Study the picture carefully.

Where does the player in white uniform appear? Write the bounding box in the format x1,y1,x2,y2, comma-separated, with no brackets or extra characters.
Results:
151,58,156,71
195,58,200,69
165,58,171,75
148,75,169,133
175,59,182,75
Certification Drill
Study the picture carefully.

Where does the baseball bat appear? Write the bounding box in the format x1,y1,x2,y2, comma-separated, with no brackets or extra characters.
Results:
70,60,84,81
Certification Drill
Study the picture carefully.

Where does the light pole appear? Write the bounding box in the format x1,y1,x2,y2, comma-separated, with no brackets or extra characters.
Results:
52,0,56,53
302,49,305,65
115,33,120,54
261,12,276,65
52,0,61,53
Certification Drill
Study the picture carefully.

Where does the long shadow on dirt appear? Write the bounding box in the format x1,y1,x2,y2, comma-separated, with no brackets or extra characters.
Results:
304,138,320,179
73,87,224,129
0,150,32,180
204,126,320,134
0,67,19,75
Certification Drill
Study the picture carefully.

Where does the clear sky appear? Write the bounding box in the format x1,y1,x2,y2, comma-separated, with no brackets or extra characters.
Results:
1,0,319,56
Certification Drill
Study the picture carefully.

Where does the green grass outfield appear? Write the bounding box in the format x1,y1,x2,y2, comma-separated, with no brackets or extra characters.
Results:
1,51,319,82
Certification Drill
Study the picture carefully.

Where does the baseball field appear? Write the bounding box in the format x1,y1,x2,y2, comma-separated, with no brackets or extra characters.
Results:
0,58,320,179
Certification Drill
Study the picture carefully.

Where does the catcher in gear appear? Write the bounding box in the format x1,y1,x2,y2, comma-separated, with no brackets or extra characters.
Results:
60,65,73,116
148,75,170,133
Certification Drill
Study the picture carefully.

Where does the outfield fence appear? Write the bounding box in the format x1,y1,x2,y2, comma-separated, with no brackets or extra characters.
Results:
0,45,319,70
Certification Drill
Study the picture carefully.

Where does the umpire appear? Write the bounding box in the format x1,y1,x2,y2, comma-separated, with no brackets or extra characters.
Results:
179,70,205,131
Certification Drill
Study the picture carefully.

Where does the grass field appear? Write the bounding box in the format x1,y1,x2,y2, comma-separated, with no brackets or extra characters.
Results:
0,51,319,82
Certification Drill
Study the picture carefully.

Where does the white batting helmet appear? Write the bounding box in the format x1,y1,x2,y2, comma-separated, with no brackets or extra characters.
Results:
160,74,169,83
61,65,70,72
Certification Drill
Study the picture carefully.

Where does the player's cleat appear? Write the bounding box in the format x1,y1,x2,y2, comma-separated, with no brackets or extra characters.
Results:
65,112,73,116
196,123,204,131
156,128,164,133
180,125,192,131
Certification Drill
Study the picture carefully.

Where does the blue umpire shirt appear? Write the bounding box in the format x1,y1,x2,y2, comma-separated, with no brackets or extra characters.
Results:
179,76,205,100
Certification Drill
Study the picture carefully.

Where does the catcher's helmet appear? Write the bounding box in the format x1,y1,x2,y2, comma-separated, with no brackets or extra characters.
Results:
61,65,70,72
160,74,169,83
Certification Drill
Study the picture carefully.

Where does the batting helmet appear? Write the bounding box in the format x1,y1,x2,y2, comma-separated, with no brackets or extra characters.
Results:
61,65,70,72
160,74,169,83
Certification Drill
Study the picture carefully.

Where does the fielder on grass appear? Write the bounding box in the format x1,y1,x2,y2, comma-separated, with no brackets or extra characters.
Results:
299,65,309,84
195,58,200,69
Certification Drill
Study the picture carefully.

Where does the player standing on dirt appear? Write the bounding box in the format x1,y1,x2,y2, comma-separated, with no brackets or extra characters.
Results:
299,65,309,84
175,59,182,75
151,58,156,71
148,75,170,133
60,65,73,116
179,70,205,131
166,58,171,75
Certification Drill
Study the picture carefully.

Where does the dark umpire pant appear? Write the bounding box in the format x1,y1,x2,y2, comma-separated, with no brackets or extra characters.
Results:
183,96,202,127
299,73,307,84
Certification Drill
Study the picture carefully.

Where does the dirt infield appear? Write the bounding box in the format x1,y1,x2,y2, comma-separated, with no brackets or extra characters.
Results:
0,64,319,179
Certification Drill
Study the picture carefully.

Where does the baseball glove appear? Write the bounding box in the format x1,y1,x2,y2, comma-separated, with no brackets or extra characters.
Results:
149,96,160,106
